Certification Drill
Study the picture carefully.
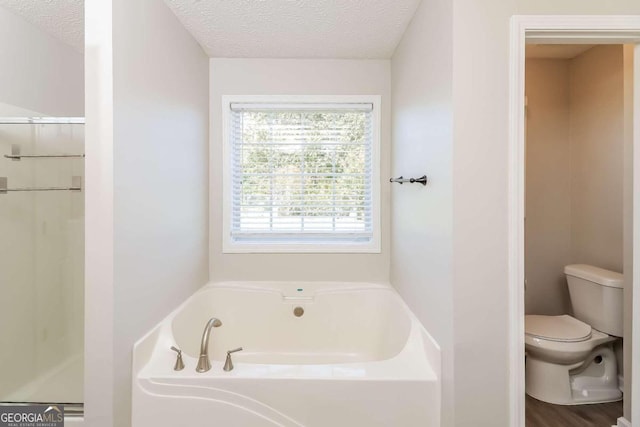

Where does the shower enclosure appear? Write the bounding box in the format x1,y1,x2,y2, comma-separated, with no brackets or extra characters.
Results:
0,117,84,413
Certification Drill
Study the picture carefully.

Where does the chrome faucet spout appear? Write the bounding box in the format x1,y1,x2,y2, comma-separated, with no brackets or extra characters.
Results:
196,317,222,373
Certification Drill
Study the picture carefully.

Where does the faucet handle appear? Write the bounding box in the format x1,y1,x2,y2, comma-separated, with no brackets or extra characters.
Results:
224,347,243,371
170,346,185,371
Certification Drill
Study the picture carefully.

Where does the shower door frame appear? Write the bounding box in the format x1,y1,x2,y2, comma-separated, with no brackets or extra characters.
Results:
0,117,85,416
508,15,640,427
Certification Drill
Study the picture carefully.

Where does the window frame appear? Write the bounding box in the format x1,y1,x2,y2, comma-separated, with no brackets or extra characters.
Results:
221,94,381,254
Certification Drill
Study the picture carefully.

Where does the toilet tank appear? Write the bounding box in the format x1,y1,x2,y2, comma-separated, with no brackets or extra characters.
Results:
565,264,624,337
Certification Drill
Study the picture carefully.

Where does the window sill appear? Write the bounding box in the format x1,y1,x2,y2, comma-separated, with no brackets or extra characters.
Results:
222,240,381,254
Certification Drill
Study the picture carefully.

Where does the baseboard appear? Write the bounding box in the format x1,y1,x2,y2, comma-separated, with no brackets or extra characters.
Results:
616,416,632,427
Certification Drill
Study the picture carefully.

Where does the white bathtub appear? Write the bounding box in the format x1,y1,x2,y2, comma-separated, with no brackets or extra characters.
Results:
132,282,441,427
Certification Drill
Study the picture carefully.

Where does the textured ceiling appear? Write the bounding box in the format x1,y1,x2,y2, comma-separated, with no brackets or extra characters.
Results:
526,44,596,59
0,0,83,52
164,0,422,58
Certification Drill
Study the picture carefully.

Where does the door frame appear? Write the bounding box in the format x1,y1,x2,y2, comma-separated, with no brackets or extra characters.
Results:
508,15,640,427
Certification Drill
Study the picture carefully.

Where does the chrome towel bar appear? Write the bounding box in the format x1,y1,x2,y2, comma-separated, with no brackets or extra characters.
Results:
0,176,83,194
389,175,428,186
4,144,85,161
0,117,85,125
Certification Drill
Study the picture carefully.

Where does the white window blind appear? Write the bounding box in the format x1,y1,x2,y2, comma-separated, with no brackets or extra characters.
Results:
229,103,374,245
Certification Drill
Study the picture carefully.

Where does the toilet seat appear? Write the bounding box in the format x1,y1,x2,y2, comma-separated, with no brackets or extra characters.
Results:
525,315,592,343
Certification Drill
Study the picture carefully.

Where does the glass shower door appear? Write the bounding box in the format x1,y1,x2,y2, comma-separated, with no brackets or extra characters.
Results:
0,118,84,410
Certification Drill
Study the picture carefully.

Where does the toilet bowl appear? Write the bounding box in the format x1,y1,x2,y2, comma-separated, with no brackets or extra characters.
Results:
525,265,623,405
525,314,620,404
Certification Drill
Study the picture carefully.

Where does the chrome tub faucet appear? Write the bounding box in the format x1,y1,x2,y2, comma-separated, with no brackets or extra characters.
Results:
196,317,222,373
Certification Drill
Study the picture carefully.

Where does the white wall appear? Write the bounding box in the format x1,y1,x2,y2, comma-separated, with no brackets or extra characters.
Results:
85,1,210,426
525,47,627,317
623,43,635,423
85,1,114,424
524,58,573,316
209,59,391,283
518,0,640,15
0,6,83,116
85,1,114,423
451,1,640,426
390,0,454,425
451,1,515,425
569,45,625,273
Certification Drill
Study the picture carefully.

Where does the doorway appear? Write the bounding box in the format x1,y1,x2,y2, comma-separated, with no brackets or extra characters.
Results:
508,15,640,427
523,43,628,426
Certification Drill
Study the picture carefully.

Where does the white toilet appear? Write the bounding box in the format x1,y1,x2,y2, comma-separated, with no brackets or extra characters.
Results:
525,264,623,405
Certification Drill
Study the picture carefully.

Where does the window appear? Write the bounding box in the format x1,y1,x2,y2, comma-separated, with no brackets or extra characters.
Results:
222,96,380,253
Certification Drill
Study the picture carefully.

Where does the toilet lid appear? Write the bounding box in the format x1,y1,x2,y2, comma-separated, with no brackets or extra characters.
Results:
525,315,592,342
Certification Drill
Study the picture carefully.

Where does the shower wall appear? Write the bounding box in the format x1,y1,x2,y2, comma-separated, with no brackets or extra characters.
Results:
0,113,84,403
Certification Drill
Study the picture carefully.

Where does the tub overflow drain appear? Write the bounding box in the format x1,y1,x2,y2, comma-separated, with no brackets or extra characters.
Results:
293,306,304,317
